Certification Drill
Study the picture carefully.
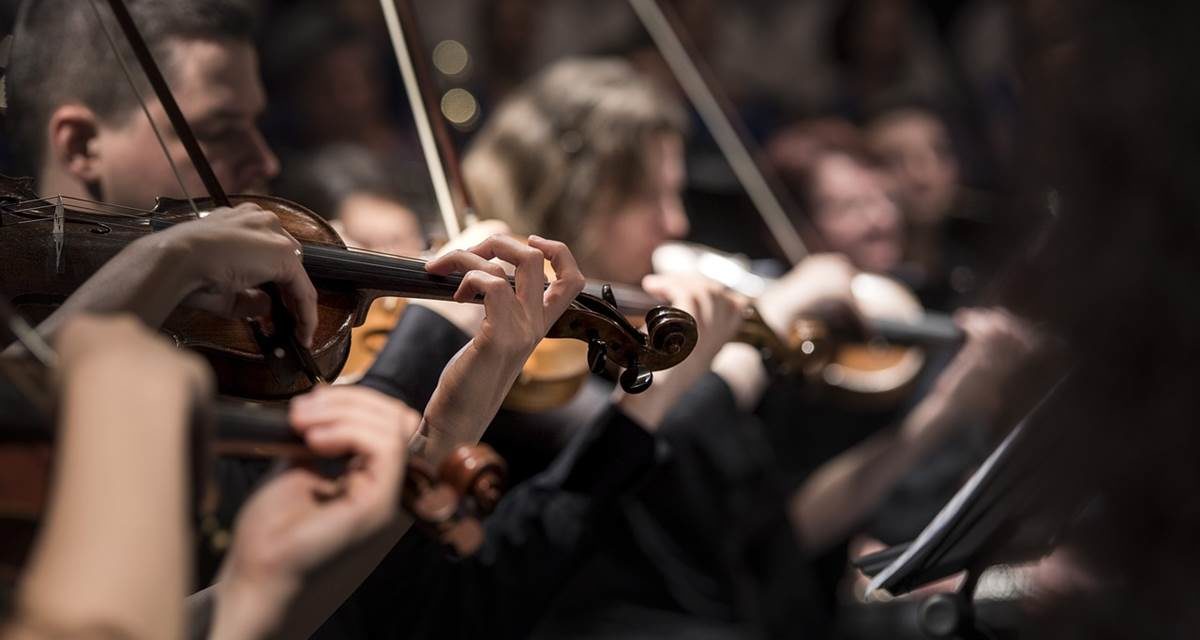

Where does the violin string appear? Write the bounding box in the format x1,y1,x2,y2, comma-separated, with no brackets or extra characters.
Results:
4,198,589,296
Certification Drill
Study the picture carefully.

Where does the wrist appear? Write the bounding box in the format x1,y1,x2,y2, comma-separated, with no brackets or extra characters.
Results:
137,229,207,298
420,339,526,460
208,572,299,640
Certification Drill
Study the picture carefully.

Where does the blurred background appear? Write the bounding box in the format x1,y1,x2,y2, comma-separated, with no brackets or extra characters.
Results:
0,0,1021,270
257,0,1017,263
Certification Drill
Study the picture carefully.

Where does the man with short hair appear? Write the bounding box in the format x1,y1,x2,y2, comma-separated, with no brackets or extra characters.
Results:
4,0,316,343
8,0,277,205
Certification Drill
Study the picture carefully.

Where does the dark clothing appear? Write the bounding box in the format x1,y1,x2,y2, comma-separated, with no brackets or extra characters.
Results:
314,305,661,640
534,375,828,639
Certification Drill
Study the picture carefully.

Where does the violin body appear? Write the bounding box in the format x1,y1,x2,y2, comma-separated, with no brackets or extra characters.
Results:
339,297,410,382
0,355,509,574
0,179,359,398
648,242,963,409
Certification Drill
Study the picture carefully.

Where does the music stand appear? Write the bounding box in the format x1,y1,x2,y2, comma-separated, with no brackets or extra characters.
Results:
853,376,1078,638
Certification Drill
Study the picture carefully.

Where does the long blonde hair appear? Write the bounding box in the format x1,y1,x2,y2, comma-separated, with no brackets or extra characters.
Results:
464,57,687,263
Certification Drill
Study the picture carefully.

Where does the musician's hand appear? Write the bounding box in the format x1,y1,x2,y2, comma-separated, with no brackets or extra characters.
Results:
409,220,513,337
425,233,585,360
417,234,584,462
757,253,861,338
618,274,750,429
161,202,318,348
929,308,1043,421
55,313,212,399
211,385,419,639
644,274,747,362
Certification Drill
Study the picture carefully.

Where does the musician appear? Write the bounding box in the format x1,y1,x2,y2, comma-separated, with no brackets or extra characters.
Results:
5,0,318,346
274,143,429,257
864,103,1008,309
462,56,1042,638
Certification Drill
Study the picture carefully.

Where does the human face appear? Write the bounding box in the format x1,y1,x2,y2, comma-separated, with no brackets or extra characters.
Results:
94,39,279,208
811,153,904,273
588,133,690,284
336,193,425,257
867,110,959,226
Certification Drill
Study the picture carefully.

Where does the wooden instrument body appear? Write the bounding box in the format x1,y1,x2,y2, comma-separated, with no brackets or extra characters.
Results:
650,242,964,408
0,180,362,399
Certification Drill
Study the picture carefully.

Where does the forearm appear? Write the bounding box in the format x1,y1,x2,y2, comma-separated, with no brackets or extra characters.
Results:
419,340,526,464
710,342,769,412
35,237,196,338
791,392,956,554
17,362,194,639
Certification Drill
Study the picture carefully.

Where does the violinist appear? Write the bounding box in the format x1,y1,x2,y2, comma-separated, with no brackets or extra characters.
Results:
461,57,1043,638
5,0,317,345
275,144,429,257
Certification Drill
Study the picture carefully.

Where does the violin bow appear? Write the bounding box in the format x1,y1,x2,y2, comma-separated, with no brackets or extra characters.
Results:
0,294,58,421
85,0,324,386
628,0,822,267
379,0,472,239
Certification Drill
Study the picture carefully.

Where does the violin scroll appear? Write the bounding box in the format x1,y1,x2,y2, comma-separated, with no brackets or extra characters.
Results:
402,444,507,556
547,287,697,394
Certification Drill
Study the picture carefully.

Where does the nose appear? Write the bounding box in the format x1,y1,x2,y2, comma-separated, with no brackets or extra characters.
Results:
867,193,901,231
660,194,690,240
242,128,281,188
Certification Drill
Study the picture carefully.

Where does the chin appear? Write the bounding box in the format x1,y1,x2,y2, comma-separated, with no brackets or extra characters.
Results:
860,250,902,274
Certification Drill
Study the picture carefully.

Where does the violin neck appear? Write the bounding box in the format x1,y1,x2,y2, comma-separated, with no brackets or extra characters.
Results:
301,245,464,302
585,281,663,316
872,313,964,346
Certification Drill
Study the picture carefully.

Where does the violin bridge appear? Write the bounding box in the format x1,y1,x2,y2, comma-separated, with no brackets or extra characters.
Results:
53,197,65,274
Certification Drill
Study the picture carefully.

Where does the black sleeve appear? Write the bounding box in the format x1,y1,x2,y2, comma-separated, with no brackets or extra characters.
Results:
657,371,771,487
311,405,660,640
358,305,469,412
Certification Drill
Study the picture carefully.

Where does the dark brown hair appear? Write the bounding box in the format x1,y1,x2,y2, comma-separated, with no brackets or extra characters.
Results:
6,0,258,172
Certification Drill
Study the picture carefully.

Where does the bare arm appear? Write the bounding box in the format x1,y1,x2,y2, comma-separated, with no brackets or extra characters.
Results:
4,316,210,640
790,308,1042,554
790,391,958,554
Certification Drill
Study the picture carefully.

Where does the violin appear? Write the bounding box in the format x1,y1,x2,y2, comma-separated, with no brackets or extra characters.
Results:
0,175,698,400
503,243,964,413
0,350,506,574
648,242,963,406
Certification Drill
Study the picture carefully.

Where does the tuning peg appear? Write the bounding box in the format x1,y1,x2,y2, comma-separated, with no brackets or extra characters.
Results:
601,283,618,308
619,363,653,394
587,339,608,374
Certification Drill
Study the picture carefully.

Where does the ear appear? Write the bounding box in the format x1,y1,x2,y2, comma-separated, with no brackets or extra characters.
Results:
46,104,103,184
